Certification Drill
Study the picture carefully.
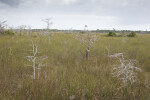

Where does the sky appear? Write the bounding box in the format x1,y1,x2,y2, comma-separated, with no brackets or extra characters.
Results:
0,0,150,30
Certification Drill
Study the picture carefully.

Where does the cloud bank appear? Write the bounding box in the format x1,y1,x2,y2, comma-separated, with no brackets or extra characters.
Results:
0,0,150,30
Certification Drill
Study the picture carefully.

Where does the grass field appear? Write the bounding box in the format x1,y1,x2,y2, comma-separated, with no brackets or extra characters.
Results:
0,33,150,100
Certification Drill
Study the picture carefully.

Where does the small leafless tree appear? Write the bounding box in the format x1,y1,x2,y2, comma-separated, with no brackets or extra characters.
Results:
27,26,31,36
26,42,37,79
42,18,53,30
42,18,53,44
0,20,7,35
74,33,97,60
109,53,142,87
18,25,26,35
26,41,48,79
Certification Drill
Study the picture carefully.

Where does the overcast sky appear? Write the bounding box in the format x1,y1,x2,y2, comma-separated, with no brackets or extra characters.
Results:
0,0,150,30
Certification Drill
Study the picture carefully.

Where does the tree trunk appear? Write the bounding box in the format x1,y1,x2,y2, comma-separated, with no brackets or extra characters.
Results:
86,46,90,60
48,36,51,44
33,58,36,80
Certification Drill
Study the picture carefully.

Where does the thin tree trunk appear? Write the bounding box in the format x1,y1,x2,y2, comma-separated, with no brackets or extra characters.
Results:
86,46,90,60
33,58,36,80
48,36,50,44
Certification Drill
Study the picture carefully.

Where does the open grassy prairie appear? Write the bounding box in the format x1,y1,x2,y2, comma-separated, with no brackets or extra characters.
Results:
0,33,150,100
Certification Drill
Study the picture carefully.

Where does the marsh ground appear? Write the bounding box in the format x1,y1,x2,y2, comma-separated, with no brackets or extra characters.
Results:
0,33,150,100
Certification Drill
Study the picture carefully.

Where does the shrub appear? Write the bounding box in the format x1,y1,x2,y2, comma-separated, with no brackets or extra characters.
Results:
108,31,116,36
80,31,86,34
128,32,136,37
1,30,15,35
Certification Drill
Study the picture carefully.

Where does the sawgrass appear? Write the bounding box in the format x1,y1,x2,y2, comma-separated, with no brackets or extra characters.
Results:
0,33,150,100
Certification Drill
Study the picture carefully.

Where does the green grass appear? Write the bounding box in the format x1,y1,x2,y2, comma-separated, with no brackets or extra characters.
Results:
0,33,150,100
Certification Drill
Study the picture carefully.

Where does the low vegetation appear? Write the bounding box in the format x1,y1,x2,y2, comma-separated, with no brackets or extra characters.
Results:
128,32,136,37
107,31,137,37
0,32,150,99
0,30,15,35
108,31,116,36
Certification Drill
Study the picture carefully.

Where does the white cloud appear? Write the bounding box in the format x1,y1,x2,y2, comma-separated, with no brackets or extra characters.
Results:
63,0,77,5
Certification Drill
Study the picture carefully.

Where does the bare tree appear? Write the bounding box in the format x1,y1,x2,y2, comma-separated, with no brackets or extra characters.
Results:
74,33,97,60
27,26,31,36
26,41,38,79
26,41,48,79
0,20,7,35
42,18,53,44
109,53,142,87
42,18,53,30
17,25,26,36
